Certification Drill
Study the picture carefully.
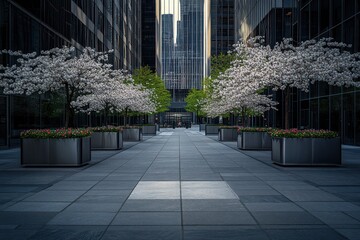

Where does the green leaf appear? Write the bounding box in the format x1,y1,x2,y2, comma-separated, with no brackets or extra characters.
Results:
184,89,206,117
132,66,171,113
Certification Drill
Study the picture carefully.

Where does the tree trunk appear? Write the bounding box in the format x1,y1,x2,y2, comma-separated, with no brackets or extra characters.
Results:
123,108,128,126
284,87,290,129
65,104,70,128
104,104,109,126
241,109,246,127
64,83,75,128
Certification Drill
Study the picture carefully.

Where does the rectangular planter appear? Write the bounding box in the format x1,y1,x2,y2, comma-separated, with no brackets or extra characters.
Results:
237,132,272,150
199,124,206,131
142,125,157,135
205,125,219,135
91,132,123,150
21,137,91,167
123,128,143,141
218,128,238,141
272,137,341,166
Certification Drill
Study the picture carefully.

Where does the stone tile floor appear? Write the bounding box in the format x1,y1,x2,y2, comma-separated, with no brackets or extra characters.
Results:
0,126,360,239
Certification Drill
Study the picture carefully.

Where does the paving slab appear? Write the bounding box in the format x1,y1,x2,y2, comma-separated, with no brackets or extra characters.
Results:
112,212,182,226
0,126,360,239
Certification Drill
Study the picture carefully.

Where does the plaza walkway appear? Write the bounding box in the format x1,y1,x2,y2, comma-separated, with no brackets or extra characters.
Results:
0,127,360,240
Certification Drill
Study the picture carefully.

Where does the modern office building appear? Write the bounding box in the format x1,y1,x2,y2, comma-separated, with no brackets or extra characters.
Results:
161,14,175,78
235,0,360,145
156,0,211,123
235,0,294,46
211,0,235,55
0,0,142,148
141,0,156,71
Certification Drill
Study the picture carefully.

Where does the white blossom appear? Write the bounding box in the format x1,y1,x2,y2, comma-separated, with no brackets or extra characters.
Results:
0,46,156,127
205,37,360,119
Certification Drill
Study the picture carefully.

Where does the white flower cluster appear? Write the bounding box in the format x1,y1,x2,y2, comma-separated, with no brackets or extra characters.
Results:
72,69,156,114
270,38,360,91
205,37,360,117
0,46,156,119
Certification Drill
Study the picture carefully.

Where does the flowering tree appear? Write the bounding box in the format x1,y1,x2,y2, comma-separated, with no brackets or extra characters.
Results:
204,41,278,124
119,84,156,125
205,76,277,122
132,66,171,114
270,38,360,128
0,46,113,127
185,89,207,123
208,37,360,128
71,69,156,126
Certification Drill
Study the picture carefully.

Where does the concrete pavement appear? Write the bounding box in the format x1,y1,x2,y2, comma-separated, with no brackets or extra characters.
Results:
0,126,360,239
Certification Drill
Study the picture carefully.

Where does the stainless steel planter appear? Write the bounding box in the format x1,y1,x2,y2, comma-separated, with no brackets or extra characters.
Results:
237,132,272,150
142,125,157,135
272,137,341,166
91,132,123,150
218,128,238,141
21,137,91,167
199,124,206,131
205,125,219,135
123,128,143,141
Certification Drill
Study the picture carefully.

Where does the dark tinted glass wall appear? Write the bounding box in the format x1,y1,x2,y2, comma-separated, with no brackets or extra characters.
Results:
0,0,143,147
141,0,156,71
0,1,70,146
235,0,360,145
294,0,360,145
211,0,235,55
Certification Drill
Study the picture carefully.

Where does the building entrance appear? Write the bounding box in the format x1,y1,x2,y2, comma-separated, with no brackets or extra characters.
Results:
163,112,192,128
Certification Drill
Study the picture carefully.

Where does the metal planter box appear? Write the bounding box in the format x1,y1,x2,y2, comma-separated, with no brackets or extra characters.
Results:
21,137,91,167
123,128,143,141
91,132,123,150
199,124,206,131
218,128,238,141
205,125,219,135
272,137,341,166
237,132,272,150
142,125,157,135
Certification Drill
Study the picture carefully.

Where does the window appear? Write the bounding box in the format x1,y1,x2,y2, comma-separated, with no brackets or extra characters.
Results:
344,0,356,20
319,97,329,129
330,95,341,133
332,0,342,27
0,97,7,147
319,0,329,33
310,99,319,129
310,0,319,38
356,92,360,145
300,5,310,41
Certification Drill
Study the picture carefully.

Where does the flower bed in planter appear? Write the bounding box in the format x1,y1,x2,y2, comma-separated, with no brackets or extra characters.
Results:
218,126,238,141
269,129,341,166
205,125,222,135
91,126,123,150
141,124,157,135
237,127,272,150
21,128,91,167
123,126,143,141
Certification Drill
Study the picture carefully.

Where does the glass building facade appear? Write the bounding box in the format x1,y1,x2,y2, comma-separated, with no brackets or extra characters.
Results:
235,0,360,145
142,0,156,71
0,0,142,148
211,0,235,55
156,0,211,123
